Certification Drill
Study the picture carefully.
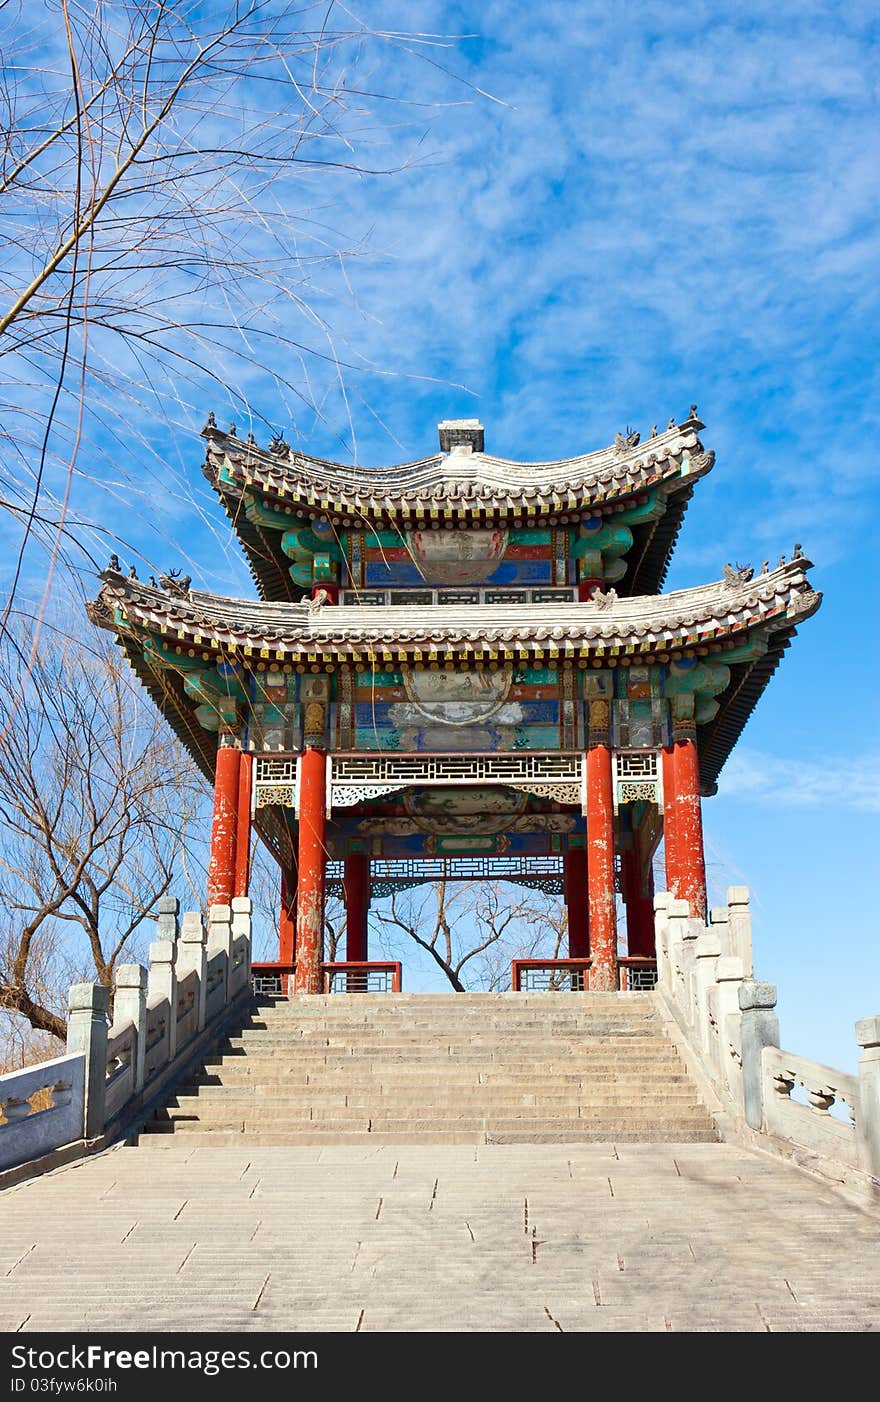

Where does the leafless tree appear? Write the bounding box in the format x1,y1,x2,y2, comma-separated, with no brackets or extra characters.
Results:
0,1,472,630
373,878,566,992
0,605,207,1046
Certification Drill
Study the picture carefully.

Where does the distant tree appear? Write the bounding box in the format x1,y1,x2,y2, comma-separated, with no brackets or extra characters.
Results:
373,879,566,992
0,607,206,1046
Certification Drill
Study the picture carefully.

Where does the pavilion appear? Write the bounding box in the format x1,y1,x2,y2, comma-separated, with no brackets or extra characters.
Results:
89,409,820,992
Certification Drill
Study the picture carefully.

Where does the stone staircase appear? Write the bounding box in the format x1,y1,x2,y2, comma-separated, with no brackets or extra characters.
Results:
138,992,717,1145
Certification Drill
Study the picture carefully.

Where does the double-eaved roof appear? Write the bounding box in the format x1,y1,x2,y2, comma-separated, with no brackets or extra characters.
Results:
88,408,821,814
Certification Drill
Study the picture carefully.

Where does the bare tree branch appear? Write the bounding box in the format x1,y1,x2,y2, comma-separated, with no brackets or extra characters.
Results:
0,600,209,1047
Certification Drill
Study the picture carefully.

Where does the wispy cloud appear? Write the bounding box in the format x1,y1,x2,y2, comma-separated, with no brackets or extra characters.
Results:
3,1,878,590
717,749,880,812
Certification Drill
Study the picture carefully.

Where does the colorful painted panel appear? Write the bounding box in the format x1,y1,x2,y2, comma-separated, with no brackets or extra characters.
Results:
359,526,563,590
328,829,576,858
329,664,587,753
246,669,302,751
337,665,564,752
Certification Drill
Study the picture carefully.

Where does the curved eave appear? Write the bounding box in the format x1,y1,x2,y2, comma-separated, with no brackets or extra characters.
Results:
94,614,292,870
115,630,217,784
697,630,794,794
628,483,693,596
203,419,707,500
92,559,819,667
213,487,298,603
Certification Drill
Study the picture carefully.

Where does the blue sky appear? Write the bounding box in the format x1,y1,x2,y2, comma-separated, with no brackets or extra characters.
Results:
2,1,878,1067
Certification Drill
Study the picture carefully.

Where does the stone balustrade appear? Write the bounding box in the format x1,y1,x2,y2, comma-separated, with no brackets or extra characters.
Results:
654,887,880,1195
0,897,252,1176
0,1053,85,1171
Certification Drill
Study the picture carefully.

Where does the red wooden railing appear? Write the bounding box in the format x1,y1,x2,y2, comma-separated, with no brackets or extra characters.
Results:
323,962,402,994
617,958,659,991
251,961,295,996
511,957,658,992
511,958,592,992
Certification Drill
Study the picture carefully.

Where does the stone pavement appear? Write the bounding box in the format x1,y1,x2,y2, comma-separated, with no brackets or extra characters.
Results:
0,1141,876,1332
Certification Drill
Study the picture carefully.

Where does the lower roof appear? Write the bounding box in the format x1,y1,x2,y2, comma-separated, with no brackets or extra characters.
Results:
90,556,820,799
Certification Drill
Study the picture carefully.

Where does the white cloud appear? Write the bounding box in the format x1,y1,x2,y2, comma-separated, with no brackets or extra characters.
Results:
718,749,880,812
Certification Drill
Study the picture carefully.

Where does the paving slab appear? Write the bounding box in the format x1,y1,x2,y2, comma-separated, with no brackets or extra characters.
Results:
0,1141,877,1332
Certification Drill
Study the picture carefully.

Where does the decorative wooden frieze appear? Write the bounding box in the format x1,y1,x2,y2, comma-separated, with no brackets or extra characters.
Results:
612,750,662,812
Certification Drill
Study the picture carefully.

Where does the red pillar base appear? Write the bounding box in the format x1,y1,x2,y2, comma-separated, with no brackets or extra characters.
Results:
662,744,680,901
673,738,707,921
586,744,618,991
563,848,589,960
207,743,240,910
279,871,296,966
294,747,327,994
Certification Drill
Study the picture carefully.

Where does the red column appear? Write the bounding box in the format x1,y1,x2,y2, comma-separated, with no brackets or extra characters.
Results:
233,752,253,899
672,738,707,921
207,742,240,910
586,744,618,991
279,870,296,965
294,747,327,994
662,745,680,899
344,855,370,963
563,848,589,959
621,847,656,958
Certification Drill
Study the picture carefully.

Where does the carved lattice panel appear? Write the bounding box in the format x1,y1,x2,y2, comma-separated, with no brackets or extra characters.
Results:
255,757,297,783
612,750,661,812
326,855,564,888
253,756,299,812
255,783,296,810
331,753,582,787
330,783,408,809
509,781,581,805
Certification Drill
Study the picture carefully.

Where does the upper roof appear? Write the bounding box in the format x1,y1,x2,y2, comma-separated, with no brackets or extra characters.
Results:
202,410,714,601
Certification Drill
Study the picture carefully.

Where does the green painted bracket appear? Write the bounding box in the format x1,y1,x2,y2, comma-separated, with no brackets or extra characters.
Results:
572,518,634,582
611,487,666,527
141,634,207,674
181,666,249,707
281,522,344,587
665,636,767,726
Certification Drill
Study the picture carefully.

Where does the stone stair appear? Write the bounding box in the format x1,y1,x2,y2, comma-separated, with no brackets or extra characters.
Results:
138,992,717,1146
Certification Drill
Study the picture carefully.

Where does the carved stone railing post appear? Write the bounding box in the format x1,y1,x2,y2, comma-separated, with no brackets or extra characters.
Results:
855,1015,880,1180
709,904,732,958
665,898,687,1014
653,892,672,991
667,899,698,1026
147,937,178,1066
714,955,745,1095
206,904,233,1021
694,929,722,1055
65,982,109,1139
113,964,147,1093
727,886,753,977
739,980,779,1130
156,894,180,943
177,912,207,1032
230,896,252,997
